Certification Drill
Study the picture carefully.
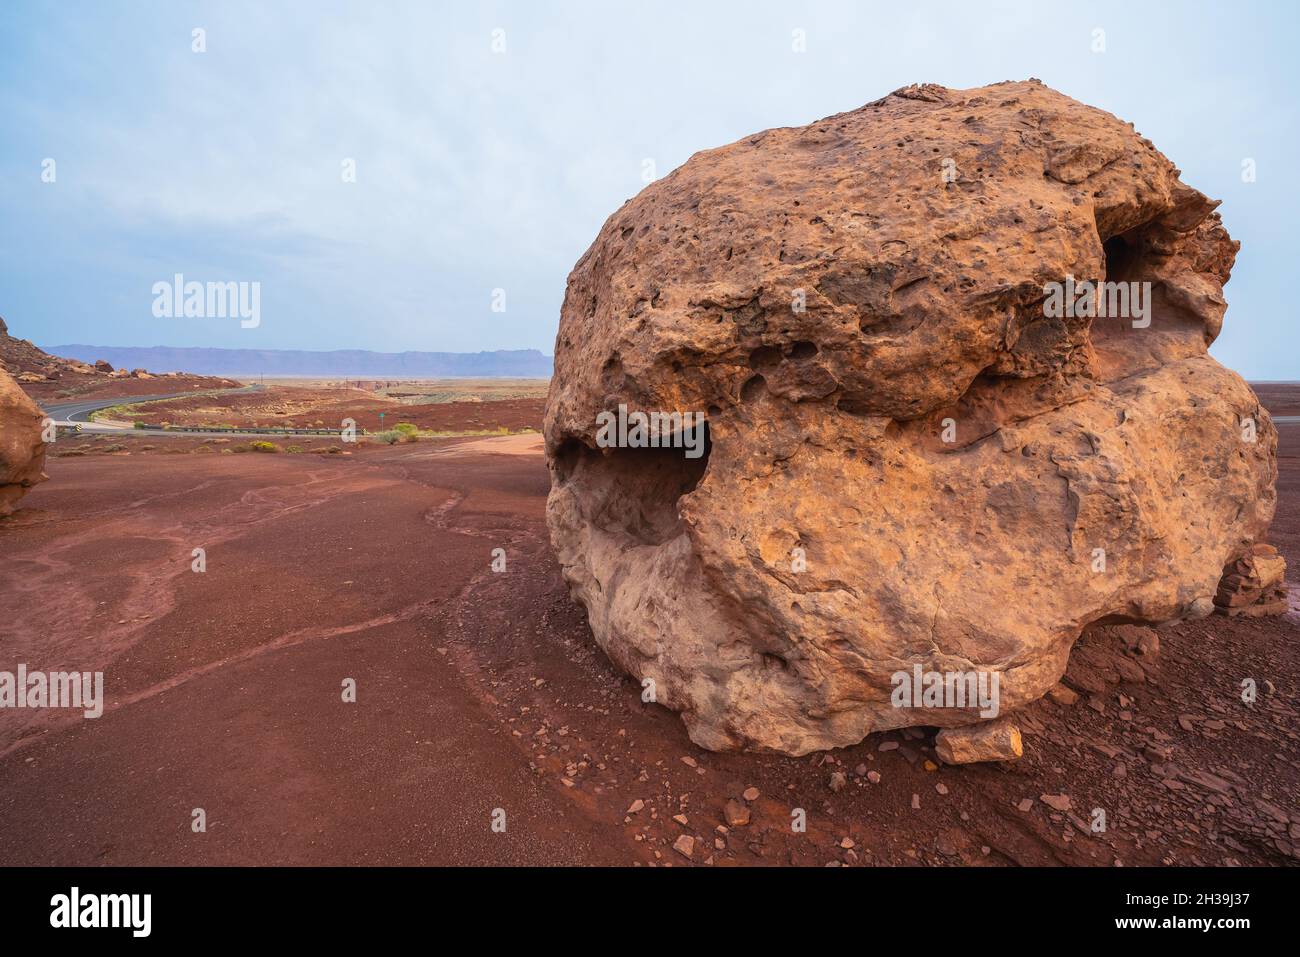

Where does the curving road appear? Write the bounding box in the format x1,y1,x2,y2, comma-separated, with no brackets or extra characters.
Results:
32,384,344,437
41,384,261,424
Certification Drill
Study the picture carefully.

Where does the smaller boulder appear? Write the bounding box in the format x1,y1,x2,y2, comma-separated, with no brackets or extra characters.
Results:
1214,544,1288,617
935,719,1023,765
0,369,47,516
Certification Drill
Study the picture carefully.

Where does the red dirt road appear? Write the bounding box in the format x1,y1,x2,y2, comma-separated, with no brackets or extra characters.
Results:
0,424,1296,867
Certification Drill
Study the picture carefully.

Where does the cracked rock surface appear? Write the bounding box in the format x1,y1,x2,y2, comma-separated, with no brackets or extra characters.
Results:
544,80,1278,755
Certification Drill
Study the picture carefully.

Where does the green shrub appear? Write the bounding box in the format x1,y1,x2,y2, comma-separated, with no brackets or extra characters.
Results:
372,430,402,445
250,441,281,453
133,421,146,430
393,422,420,438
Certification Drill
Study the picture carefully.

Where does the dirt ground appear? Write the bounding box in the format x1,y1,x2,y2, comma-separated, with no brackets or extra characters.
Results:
0,396,1295,866
106,383,545,435
21,373,241,405
1251,383,1300,417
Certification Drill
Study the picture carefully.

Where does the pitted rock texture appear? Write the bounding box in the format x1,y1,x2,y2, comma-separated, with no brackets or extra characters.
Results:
544,80,1278,755
0,368,47,517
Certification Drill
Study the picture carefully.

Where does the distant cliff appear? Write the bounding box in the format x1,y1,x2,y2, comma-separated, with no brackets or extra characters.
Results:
44,345,553,378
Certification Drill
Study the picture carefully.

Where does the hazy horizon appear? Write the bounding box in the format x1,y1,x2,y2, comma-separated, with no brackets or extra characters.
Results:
3,1,1298,377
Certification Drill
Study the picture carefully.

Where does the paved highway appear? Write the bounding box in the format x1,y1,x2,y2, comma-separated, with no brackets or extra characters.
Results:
30,384,349,438
42,385,259,425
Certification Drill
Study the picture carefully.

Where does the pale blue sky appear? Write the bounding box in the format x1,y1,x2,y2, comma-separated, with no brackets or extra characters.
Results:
1,0,1296,376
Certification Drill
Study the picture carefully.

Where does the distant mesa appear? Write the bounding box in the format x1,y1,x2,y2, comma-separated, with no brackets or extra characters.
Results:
44,345,554,379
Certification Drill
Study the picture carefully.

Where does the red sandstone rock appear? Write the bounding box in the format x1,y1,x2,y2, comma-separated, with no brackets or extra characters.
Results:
544,80,1278,755
1214,544,1288,616
935,720,1023,765
0,368,47,517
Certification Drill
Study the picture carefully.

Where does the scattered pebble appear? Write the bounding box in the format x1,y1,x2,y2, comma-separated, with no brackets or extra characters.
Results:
723,799,751,827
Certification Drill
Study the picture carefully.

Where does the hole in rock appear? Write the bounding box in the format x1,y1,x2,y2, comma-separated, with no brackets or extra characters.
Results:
552,428,711,547
740,374,767,403
788,340,819,359
553,437,584,483
836,396,873,416
748,345,783,369
1103,234,1137,282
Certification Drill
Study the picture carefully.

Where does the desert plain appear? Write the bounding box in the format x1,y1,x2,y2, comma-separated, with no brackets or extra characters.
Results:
0,377,1295,867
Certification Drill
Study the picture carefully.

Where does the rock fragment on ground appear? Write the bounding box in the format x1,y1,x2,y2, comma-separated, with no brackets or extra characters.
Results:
1214,544,1288,616
935,720,1024,765
723,799,750,827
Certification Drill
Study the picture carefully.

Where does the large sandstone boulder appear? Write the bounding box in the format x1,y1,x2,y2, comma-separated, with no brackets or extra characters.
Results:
544,80,1277,755
0,368,47,517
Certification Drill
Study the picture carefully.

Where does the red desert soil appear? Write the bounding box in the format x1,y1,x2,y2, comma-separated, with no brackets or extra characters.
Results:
1251,382,1300,417
0,405,1295,866
22,374,241,405
111,384,544,434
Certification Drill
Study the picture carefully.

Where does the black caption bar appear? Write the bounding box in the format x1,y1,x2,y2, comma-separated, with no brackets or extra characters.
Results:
0,865,1285,943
